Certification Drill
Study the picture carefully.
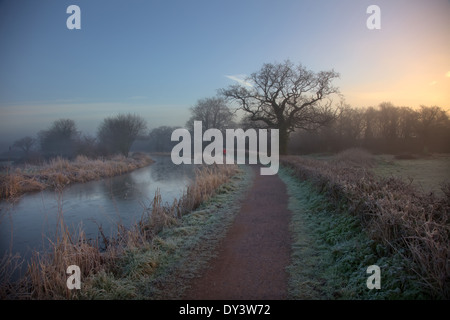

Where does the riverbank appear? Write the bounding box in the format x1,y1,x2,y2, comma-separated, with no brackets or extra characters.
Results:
0,163,241,299
3,149,447,299
0,153,154,200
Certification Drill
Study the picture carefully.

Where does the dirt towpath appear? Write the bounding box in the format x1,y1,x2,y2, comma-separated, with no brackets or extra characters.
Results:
184,165,292,299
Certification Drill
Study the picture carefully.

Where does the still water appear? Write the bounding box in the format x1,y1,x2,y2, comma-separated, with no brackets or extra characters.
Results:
0,156,196,262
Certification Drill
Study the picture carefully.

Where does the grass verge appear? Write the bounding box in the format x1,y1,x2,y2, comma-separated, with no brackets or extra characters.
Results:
76,164,251,299
280,149,449,299
279,167,426,299
0,163,250,299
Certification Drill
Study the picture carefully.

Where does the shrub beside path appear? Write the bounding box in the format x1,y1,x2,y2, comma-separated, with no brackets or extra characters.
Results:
183,165,292,299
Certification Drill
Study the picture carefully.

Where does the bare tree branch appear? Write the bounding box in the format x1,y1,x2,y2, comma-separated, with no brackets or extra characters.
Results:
220,60,341,154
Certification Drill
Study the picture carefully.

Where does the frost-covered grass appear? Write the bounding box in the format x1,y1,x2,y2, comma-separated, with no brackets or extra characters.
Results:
79,164,251,300
373,153,450,198
1,163,247,299
280,150,449,299
279,167,427,299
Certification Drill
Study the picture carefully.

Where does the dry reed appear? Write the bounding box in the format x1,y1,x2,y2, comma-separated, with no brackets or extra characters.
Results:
0,153,154,200
0,163,238,299
280,149,449,298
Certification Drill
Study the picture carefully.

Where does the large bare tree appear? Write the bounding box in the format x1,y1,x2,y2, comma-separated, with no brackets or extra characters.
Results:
12,136,36,156
38,119,80,158
98,113,147,157
220,60,341,154
186,97,235,132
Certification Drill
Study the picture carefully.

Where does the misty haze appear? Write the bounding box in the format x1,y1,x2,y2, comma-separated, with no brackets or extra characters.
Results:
0,0,449,303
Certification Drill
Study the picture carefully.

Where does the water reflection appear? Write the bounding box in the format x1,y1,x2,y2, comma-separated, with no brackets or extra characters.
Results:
0,155,195,263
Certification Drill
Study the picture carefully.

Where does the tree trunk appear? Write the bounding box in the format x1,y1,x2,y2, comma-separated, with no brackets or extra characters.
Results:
279,127,289,155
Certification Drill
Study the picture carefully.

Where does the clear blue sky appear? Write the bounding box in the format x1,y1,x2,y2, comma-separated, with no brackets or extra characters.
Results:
0,0,449,147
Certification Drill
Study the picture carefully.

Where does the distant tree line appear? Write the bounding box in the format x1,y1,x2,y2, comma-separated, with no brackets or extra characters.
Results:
10,113,147,163
10,102,450,165
145,100,450,157
8,61,450,163
288,103,450,154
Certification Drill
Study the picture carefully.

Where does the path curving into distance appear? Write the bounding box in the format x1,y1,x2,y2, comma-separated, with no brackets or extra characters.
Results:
184,165,292,299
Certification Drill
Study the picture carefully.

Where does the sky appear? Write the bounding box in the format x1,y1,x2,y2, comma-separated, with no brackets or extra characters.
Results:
0,0,449,149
